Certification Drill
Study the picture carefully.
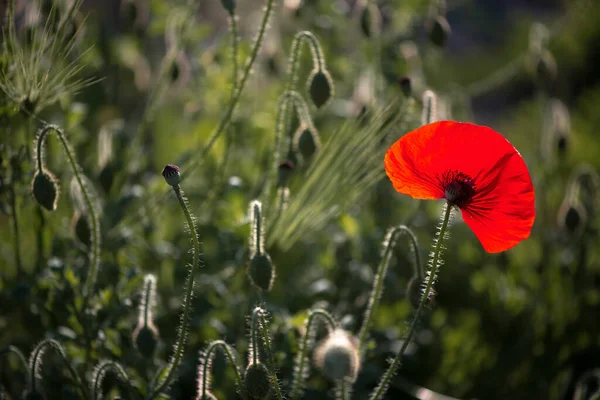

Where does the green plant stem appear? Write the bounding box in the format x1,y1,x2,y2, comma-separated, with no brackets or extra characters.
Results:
0,346,29,385
36,125,100,308
194,0,275,164
368,203,452,400
253,308,283,400
357,225,422,353
147,184,201,400
286,31,326,92
8,177,23,276
201,341,244,399
92,360,135,400
290,309,337,400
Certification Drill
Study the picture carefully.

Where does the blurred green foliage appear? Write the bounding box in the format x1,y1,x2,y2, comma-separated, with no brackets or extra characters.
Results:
1,0,600,399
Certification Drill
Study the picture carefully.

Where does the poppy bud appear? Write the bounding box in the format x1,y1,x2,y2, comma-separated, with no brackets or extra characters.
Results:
72,212,91,247
529,50,557,90
398,76,412,97
428,16,451,47
277,160,295,187
244,363,271,399
307,69,334,109
360,4,381,38
98,162,116,194
132,324,159,358
247,253,275,292
293,125,320,160
32,170,59,211
220,0,236,13
314,329,360,381
162,164,180,186
558,200,587,236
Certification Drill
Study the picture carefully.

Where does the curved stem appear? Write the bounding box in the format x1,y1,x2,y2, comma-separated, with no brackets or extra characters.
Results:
368,203,453,400
357,225,422,353
29,339,88,399
36,125,100,307
200,341,244,399
0,346,29,385
287,31,326,91
194,0,275,164
92,360,135,400
253,308,283,400
147,185,201,399
290,309,337,400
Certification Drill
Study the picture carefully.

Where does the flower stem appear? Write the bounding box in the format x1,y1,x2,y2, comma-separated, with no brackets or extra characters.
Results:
368,203,453,400
147,184,201,400
290,309,337,400
8,176,23,276
357,225,421,354
36,125,100,308
253,308,284,400
200,340,244,399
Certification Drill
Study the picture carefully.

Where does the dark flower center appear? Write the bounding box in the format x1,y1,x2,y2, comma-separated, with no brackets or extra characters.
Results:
440,170,475,208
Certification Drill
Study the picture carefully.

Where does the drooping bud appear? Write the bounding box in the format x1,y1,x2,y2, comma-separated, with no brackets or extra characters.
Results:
244,363,271,400
314,329,360,381
293,125,320,161
307,69,334,109
132,274,159,358
247,253,275,292
162,164,181,186
558,200,587,237
72,212,91,247
220,0,236,14
398,76,412,97
277,160,295,187
32,170,59,211
428,16,451,47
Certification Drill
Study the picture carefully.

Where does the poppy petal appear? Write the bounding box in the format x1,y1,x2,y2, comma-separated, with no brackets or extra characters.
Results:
385,120,535,253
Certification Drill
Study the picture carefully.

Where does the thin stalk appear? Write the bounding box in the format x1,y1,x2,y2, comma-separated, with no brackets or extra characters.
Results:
254,309,283,400
92,360,135,400
0,346,29,385
8,178,22,276
368,203,453,400
147,184,201,400
196,0,275,162
290,309,336,400
200,341,244,399
357,225,422,353
36,125,100,307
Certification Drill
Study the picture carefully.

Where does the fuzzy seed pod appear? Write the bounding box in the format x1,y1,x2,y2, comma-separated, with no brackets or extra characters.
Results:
220,0,236,13
429,16,451,47
307,69,334,109
277,160,295,187
244,363,271,400
132,324,159,358
32,170,59,211
162,164,181,186
247,253,275,292
293,125,320,160
314,329,360,381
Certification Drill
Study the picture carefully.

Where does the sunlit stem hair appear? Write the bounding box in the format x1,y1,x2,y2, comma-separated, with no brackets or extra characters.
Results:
91,360,135,400
249,307,284,400
421,89,438,126
250,200,265,255
357,225,422,354
28,339,88,399
285,31,327,92
196,340,245,400
368,202,454,400
0,346,30,387
148,175,203,400
35,125,100,307
290,309,337,400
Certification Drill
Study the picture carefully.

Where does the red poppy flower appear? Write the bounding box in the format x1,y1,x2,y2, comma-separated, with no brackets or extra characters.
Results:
384,121,535,253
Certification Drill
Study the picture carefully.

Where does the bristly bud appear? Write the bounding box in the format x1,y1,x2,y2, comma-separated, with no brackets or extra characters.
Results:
244,363,271,400
314,329,360,381
277,160,295,187
428,16,451,47
220,0,236,14
162,164,181,186
293,125,321,161
249,200,265,255
398,76,412,97
32,170,59,211
307,69,334,109
247,253,275,292
133,274,159,358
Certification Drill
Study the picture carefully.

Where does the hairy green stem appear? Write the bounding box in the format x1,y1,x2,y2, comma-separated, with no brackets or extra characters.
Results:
368,203,452,400
252,308,283,400
36,125,100,306
147,185,201,399
357,225,422,353
286,31,326,92
290,309,337,400
92,360,134,400
200,340,244,399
